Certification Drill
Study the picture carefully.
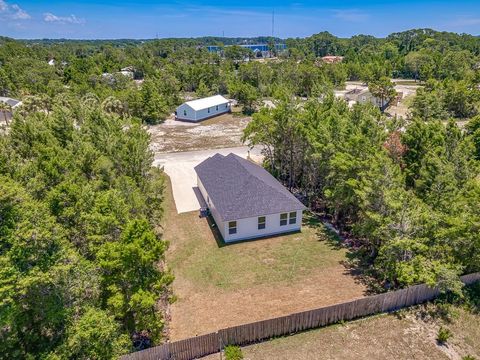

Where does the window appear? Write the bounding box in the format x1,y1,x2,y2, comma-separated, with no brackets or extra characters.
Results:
183,110,187,116
289,211,297,225
216,105,219,111
258,216,266,230
280,213,288,226
225,103,228,108
208,107,210,113
228,221,237,235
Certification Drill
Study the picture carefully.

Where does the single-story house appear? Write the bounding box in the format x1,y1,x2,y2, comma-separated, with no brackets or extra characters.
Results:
194,153,306,242
176,95,231,122
0,97,22,124
344,88,387,108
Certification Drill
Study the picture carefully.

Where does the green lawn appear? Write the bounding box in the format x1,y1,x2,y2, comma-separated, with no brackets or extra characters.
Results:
163,175,366,340
168,212,346,291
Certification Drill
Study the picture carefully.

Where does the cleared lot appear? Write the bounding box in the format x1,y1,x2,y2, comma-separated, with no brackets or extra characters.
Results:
162,176,367,340
154,146,263,213
149,112,250,153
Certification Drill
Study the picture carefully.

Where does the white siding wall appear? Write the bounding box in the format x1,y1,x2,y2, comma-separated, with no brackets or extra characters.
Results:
223,211,303,242
176,102,230,122
197,176,226,239
193,102,230,121
198,176,303,243
176,103,197,121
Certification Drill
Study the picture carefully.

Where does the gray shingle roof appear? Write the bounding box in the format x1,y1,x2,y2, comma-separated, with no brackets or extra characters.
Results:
0,97,21,107
194,153,306,222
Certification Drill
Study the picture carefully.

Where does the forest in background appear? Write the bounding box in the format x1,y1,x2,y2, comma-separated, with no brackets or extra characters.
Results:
0,28,479,359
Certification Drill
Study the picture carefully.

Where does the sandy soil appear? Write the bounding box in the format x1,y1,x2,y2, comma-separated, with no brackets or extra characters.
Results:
202,306,480,360
148,112,251,154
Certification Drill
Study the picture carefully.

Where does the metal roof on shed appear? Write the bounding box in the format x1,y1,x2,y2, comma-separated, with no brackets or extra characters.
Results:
184,95,230,111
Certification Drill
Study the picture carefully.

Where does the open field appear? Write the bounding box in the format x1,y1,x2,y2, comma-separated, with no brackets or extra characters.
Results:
202,305,480,360
149,111,251,153
162,176,367,341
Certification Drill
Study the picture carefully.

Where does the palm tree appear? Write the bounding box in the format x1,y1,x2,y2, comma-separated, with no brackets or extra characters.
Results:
0,101,12,127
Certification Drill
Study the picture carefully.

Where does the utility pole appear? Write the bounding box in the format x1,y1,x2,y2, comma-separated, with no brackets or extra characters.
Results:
272,9,275,38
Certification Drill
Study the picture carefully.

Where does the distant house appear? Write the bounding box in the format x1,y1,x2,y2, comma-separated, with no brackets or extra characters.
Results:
119,66,135,79
320,55,344,64
0,97,22,124
195,153,306,242
48,59,55,66
345,88,387,108
176,95,231,122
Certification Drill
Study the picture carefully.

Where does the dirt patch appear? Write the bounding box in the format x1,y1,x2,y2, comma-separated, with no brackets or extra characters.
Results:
200,304,480,360
149,113,251,153
162,176,367,341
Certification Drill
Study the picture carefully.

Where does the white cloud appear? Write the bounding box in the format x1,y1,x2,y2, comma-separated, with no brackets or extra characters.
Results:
43,12,85,25
11,4,30,19
0,0,30,20
332,9,369,23
0,0,8,12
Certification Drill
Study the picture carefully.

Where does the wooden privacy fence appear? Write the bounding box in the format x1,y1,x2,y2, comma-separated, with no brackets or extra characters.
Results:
121,272,480,360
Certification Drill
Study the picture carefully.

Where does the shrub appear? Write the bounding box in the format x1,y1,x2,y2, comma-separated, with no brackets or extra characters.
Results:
224,345,244,360
437,326,453,344
462,356,476,360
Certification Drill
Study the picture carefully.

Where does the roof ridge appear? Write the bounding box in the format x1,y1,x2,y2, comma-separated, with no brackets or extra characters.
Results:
230,154,298,211
195,152,305,222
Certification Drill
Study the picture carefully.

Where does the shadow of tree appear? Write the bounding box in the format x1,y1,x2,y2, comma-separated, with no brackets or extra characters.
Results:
308,211,384,296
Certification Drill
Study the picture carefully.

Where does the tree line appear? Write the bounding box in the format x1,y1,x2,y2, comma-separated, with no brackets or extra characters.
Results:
0,97,172,359
2,28,479,125
243,92,479,293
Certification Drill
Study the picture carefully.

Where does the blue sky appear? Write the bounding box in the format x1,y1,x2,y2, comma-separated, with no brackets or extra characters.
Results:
1,0,479,39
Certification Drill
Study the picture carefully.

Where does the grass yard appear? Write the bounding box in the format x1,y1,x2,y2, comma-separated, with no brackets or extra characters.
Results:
162,176,367,340
202,304,480,360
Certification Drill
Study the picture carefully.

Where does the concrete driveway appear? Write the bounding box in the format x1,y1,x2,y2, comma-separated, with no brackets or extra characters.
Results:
153,146,263,214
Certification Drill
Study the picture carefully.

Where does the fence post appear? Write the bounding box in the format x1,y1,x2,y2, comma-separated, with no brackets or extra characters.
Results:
218,332,222,360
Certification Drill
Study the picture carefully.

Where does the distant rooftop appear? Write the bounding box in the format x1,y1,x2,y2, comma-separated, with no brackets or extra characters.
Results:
0,97,22,108
184,95,230,111
207,44,287,52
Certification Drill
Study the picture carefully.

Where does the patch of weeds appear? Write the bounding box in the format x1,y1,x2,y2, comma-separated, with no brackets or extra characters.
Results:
436,326,453,344
168,294,178,304
462,356,477,360
224,345,244,360
394,309,408,320
428,302,459,323
463,282,480,313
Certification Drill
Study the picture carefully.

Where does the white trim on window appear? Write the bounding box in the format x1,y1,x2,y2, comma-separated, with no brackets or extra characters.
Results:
228,221,237,234
258,216,266,230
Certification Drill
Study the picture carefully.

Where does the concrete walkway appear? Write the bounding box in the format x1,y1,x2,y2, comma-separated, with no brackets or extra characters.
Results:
153,146,263,214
